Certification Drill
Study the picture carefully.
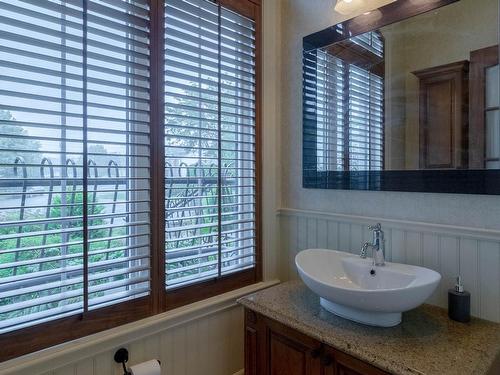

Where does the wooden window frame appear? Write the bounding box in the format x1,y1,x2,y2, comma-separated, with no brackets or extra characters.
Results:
0,0,262,362
469,45,499,168
163,0,263,311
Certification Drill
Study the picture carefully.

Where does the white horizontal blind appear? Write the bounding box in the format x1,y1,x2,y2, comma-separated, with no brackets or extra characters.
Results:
350,31,384,58
315,32,384,171
315,51,345,171
348,31,384,171
0,0,151,333
164,0,256,289
348,65,384,171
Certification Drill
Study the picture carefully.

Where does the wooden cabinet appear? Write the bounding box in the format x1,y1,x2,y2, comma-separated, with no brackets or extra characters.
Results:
413,61,469,169
244,309,388,375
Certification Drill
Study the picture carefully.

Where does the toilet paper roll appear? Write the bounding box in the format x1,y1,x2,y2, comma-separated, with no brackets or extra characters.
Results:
129,360,161,375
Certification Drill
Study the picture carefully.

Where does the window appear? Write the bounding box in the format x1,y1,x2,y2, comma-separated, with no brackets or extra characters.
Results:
0,0,260,360
164,0,258,305
313,31,384,171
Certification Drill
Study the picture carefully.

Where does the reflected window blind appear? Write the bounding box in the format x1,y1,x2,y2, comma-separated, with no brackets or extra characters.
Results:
350,31,384,58
314,38,384,171
348,65,384,171
314,51,345,171
164,0,256,289
0,0,151,333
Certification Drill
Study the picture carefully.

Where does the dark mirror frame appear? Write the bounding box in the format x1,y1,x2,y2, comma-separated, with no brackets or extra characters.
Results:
303,0,500,195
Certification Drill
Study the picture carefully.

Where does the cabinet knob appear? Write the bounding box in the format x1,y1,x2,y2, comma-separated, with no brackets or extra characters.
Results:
245,310,257,324
311,348,321,359
320,354,333,367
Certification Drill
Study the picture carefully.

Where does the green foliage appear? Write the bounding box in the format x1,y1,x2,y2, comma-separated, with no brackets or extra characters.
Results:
48,192,107,239
0,192,108,278
0,190,129,320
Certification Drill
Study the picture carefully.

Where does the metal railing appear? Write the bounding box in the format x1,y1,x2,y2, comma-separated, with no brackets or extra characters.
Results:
164,161,252,287
0,156,252,328
0,157,243,279
0,156,134,290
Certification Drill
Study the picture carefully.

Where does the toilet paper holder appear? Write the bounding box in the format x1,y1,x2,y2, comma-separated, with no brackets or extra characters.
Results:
114,348,132,375
114,348,161,375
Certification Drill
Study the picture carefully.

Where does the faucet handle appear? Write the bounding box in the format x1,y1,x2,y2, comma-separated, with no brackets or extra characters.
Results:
368,223,382,231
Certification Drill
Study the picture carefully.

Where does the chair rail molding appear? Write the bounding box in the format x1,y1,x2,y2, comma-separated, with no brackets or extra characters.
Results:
279,208,500,323
279,208,500,240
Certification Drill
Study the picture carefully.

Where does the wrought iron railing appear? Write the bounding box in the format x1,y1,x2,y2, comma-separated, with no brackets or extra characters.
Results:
0,156,252,329
164,161,251,287
0,157,241,279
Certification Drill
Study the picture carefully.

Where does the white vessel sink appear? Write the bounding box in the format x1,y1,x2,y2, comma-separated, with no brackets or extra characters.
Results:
295,249,441,327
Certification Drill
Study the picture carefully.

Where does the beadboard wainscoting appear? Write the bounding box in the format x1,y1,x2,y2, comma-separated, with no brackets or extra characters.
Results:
279,208,500,323
0,281,279,375
49,306,243,375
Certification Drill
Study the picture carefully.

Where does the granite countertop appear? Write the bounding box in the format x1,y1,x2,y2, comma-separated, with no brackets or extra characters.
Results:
237,281,500,375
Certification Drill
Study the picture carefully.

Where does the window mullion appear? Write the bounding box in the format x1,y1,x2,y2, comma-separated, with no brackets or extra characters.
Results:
59,2,70,309
150,0,166,312
217,3,223,279
82,0,89,314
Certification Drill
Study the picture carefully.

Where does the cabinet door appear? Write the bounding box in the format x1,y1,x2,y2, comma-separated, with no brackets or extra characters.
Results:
245,309,322,375
266,318,322,375
245,324,258,375
244,309,261,375
244,309,389,375
329,348,388,375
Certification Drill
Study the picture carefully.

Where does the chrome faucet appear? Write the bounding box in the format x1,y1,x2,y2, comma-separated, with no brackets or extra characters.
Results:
360,223,385,266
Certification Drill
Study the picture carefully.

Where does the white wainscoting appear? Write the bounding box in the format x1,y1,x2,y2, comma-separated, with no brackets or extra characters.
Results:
279,208,500,323
0,281,278,375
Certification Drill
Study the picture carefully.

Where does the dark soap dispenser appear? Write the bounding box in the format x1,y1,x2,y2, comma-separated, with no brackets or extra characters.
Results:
448,276,470,323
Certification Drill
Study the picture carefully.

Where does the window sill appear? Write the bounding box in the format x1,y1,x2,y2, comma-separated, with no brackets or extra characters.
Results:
0,279,280,375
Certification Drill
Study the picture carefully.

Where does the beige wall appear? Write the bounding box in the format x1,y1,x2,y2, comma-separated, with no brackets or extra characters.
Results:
384,24,407,170
281,0,500,230
383,0,498,168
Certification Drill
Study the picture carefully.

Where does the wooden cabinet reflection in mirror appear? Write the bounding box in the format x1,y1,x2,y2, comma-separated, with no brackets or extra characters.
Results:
414,44,500,171
413,61,469,170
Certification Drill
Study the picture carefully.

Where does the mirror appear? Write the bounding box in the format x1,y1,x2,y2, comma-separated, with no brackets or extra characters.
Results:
303,0,500,194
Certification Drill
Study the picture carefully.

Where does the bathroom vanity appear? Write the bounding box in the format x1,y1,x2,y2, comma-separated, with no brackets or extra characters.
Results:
242,308,387,375
238,281,500,375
